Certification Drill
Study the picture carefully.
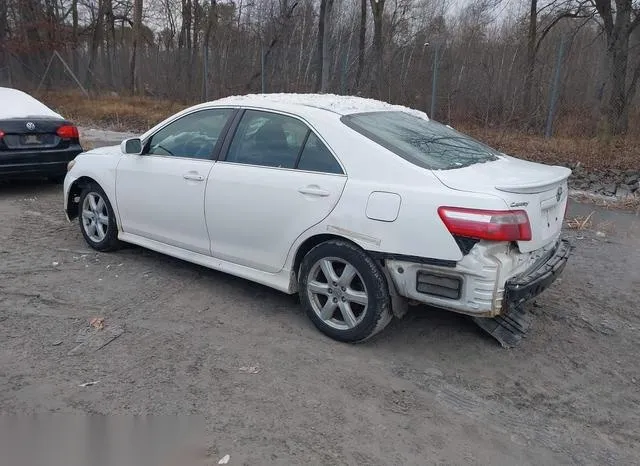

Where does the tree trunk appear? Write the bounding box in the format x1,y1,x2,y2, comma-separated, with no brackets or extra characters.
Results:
593,0,639,135
369,0,385,97
315,0,329,91
86,0,105,89
606,32,630,134
129,0,143,94
203,0,218,100
320,0,334,92
0,0,7,77
103,0,115,87
523,0,537,118
355,0,367,90
71,0,79,73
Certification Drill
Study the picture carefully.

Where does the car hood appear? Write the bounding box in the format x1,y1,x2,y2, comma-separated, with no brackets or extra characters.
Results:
82,144,122,157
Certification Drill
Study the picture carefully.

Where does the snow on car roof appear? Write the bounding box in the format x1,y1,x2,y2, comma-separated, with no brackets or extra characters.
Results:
210,93,430,119
0,87,63,120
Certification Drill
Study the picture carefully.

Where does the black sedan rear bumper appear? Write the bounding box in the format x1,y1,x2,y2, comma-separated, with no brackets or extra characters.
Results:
504,238,572,308
0,146,82,178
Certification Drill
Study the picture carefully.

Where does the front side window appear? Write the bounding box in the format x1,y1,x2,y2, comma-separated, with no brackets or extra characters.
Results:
341,111,499,170
225,110,309,169
146,109,233,159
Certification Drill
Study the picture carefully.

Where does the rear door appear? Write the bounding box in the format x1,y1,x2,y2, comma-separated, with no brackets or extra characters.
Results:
205,109,347,273
116,108,235,255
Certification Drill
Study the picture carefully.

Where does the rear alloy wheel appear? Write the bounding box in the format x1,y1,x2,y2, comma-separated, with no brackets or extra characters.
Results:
299,240,392,342
78,183,121,252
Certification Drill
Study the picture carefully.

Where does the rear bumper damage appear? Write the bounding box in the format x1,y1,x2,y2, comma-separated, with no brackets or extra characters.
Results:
472,239,572,347
382,237,572,346
504,238,571,308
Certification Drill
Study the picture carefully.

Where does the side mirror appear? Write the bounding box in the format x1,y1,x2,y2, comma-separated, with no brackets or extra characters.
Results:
121,138,143,155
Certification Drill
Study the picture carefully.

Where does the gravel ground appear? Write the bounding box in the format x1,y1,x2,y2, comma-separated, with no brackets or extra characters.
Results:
1,134,639,464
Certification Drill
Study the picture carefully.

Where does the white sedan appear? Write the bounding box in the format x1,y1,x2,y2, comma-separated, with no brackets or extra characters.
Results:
63,94,572,345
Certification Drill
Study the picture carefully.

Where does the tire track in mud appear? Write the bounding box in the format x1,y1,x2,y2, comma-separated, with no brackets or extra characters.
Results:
390,364,635,465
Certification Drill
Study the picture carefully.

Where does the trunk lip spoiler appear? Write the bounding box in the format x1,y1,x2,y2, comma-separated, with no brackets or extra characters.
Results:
495,169,571,194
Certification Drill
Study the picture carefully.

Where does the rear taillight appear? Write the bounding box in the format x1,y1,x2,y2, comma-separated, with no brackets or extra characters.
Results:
56,125,79,139
0,130,4,139
438,206,532,242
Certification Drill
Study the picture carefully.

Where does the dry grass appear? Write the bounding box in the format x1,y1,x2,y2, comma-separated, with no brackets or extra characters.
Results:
566,211,596,230
460,125,640,171
36,91,640,172
36,91,188,132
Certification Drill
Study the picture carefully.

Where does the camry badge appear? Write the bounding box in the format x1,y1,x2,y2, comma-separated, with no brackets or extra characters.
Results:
26,122,36,131
510,201,529,208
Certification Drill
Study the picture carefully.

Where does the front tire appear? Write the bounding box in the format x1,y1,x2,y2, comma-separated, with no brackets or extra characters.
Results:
78,182,121,252
299,239,393,342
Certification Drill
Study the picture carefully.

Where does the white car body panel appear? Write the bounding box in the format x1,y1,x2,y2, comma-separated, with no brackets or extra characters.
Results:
432,155,570,252
206,162,347,273
63,93,571,321
116,154,214,255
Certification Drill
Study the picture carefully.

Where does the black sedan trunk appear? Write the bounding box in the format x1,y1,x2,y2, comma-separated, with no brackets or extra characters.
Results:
0,118,83,180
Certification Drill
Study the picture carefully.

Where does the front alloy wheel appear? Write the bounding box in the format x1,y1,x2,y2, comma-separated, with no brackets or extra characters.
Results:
78,182,121,252
81,192,109,243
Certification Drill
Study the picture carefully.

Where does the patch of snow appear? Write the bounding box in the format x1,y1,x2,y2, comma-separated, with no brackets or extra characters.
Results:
210,93,430,119
0,87,64,119
79,127,138,145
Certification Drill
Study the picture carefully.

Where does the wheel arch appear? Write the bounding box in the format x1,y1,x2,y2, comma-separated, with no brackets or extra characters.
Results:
291,233,408,320
292,234,362,282
66,176,100,220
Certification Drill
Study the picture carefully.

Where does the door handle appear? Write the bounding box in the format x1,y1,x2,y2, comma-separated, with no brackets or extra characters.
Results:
183,173,205,181
298,186,330,197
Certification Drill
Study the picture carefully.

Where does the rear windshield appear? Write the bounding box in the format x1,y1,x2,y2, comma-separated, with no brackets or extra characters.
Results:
341,111,499,170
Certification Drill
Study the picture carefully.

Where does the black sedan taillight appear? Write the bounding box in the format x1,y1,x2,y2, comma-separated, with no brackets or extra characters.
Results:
56,125,79,139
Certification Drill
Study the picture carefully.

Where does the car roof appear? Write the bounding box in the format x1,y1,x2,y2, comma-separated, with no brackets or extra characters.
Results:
206,93,430,120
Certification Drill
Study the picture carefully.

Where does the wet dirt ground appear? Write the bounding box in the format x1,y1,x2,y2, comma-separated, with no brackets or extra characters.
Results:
1,134,639,465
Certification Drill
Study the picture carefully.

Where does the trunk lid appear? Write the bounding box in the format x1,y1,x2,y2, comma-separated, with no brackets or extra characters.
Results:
432,155,571,253
0,118,72,150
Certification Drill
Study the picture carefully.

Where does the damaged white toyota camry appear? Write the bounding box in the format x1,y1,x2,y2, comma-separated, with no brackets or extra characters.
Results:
63,94,571,346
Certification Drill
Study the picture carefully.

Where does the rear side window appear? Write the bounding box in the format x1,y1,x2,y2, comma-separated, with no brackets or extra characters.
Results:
341,111,499,170
226,110,308,169
297,133,343,174
225,110,343,174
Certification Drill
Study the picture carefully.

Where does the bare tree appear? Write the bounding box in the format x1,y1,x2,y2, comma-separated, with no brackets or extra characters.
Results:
369,0,385,96
129,0,143,94
593,0,640,135
355,0,367,89
315,0,334,92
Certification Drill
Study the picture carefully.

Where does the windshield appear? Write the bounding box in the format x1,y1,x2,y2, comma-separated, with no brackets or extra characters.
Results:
341,111,499,170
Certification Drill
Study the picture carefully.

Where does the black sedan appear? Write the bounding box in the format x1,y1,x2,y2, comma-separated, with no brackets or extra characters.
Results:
0,87,83,182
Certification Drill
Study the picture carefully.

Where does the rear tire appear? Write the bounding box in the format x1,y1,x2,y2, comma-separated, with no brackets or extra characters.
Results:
78,182,121,252
299,239,393,342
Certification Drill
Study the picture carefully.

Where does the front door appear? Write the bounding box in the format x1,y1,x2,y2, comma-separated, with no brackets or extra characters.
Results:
116,108,234,255
206,109,347,273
